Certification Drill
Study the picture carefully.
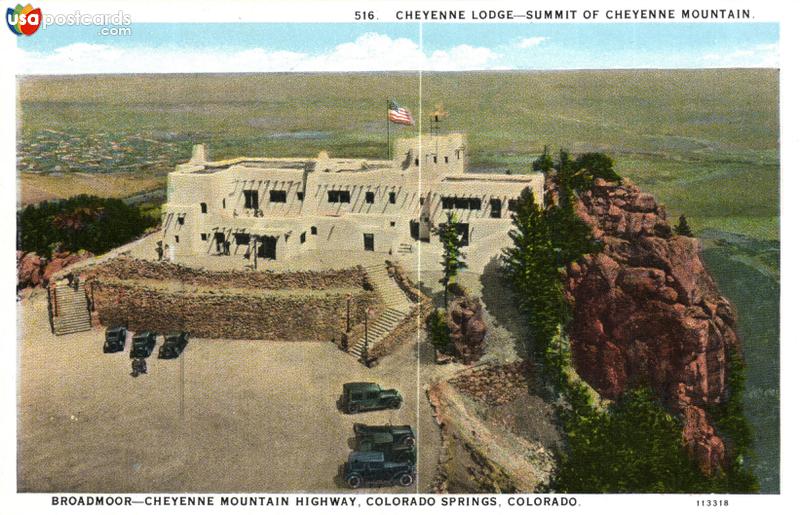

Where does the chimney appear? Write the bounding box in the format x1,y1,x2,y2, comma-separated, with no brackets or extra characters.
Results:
190,144,207,164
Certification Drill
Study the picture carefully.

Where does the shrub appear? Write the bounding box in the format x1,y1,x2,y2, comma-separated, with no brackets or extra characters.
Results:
427,309,451,354
17,195,158,257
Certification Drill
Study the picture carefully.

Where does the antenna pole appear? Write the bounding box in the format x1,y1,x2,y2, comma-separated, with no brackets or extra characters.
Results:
386,99,391,160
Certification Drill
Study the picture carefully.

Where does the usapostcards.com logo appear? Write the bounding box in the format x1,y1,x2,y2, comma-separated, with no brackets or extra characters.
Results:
6,3,41,36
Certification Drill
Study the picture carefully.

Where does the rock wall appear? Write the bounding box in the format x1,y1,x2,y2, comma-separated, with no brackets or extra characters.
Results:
89,280,379,341
84,256,369,290
563,177,736,474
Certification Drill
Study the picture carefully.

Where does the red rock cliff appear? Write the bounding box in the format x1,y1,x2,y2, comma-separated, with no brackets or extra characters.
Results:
561,177,737,474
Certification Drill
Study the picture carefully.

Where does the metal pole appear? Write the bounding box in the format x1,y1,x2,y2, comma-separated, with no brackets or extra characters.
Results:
386,99,391,160
180,350,185,419
346,296,351,333
363,307,369,365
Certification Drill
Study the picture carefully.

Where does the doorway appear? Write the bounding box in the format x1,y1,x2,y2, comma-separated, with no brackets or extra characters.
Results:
363,233,375,252
214,232,225,254
258,236,277,259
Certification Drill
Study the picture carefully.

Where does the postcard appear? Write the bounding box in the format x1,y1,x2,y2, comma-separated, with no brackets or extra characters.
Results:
2,0,794,513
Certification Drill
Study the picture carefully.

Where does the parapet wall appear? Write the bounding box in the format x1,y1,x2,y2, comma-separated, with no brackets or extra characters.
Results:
84,256,369,290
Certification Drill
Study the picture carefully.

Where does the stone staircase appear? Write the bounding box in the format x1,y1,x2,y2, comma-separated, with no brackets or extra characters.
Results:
51,285,92,336
348,263,413,360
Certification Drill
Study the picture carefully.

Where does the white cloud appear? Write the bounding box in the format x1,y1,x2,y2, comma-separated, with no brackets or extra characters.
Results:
516,36,547,49
701,43,779,68
17,33,502,74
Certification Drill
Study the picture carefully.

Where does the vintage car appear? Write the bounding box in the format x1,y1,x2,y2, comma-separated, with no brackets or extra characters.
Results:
356,432,416,464
353,423,416,447
340,382,403,414
129,331,157,358
103,326,127,353
158,332,189,359
343,451,416,489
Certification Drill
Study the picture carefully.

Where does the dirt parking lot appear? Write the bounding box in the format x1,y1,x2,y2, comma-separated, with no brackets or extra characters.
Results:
18,294,439,492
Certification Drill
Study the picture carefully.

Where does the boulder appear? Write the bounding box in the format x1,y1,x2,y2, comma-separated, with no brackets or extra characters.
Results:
447,295,488,364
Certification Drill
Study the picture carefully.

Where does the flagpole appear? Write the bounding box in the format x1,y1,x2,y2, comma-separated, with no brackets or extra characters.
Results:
386,99,391,160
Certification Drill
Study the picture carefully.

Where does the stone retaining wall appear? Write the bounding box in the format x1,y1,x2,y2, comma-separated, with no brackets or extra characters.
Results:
89,280,380,341
85,256,370,290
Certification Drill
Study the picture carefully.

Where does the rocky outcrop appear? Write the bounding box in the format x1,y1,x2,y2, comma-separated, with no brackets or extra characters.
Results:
562,178,738,475
447,295,488,364
17,252,44,290
17,250,93,291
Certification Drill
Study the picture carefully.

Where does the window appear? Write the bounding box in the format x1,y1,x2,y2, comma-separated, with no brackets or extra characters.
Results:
174,235,179,243
389,192,396,204
420,197,425,205
222,198,226,209
363,233,374,251
445,156,449,163
177,215,185,225
508,199,519,212
311,226,317,235
414,158,419,166
244,190,259,209
327,190,351,203
456,149,462,160
438,222,470,247
390,221,396,227
365,191,375,204
234,233,250,245
441,196,482,210
490,198,502,218
201,233,208,241
300,232,306,244
269,190,287,203
200,202,207,213
297,191,305,201
433,156,438,164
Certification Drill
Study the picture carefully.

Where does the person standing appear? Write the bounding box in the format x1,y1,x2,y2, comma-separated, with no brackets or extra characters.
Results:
131,358,147,377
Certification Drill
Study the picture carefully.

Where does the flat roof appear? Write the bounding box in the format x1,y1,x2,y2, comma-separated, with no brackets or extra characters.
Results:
441,173,541,183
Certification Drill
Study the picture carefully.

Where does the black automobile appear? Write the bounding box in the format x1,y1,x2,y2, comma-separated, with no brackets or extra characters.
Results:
354,424,416,447
103,326,127,353
343,451,416,489
130,331,157,358
158,332,189,359
340,382,403,414
356,432,416,464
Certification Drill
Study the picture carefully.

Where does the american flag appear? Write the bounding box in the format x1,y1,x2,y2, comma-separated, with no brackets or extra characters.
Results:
388,100,414,126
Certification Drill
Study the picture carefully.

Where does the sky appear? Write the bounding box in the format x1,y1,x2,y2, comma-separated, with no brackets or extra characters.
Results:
15,22,779,74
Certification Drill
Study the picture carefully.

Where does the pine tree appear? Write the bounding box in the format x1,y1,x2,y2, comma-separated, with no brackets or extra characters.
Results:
501,187,564,358
674,214,694,237
436,211,467,309
532,145,554,172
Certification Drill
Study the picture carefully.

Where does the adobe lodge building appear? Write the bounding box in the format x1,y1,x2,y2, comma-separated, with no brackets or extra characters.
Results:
160,133,544,268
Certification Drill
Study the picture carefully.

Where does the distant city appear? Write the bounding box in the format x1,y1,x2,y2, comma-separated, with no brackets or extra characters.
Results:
17,129,189,176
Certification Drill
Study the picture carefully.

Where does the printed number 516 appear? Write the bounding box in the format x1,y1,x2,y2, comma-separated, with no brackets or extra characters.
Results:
355,11,375,20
